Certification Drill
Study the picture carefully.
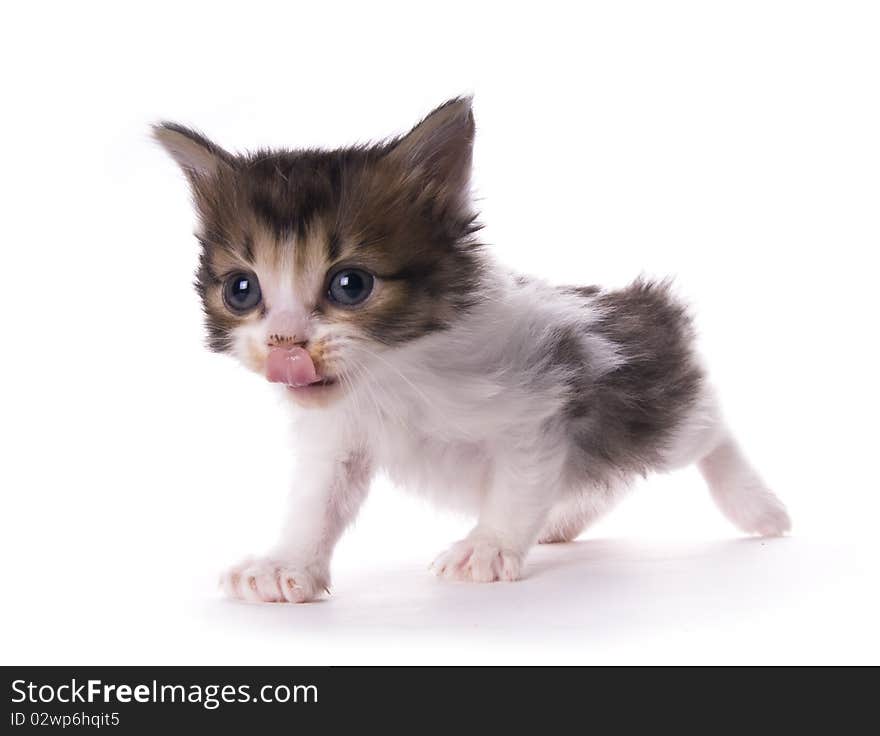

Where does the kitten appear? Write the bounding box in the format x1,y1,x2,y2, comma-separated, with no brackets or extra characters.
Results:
155,98,790,603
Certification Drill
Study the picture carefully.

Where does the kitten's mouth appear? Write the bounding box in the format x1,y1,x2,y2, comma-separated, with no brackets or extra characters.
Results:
285,377,338,392
280,374,342,408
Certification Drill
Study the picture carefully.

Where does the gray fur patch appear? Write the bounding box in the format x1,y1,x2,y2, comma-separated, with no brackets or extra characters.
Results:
551,279,704,485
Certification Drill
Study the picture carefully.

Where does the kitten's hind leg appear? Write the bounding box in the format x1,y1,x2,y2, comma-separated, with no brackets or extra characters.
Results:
698,433,791,537
664,387,790,537
538,502,590,544
538,489,625,544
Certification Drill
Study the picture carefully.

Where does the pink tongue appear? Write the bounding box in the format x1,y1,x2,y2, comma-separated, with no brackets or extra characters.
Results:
266,346,320,387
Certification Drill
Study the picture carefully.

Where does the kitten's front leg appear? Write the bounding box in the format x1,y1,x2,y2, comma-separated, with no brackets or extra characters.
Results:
432,447,563,583
220,445,371,604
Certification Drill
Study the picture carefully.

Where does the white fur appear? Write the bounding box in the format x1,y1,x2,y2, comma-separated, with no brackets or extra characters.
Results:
221,256,790,602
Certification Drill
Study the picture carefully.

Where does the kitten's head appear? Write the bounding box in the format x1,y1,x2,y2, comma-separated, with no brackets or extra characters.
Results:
155,98,483,407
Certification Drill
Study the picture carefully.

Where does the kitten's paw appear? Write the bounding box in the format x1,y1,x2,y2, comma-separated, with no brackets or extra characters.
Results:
431,539,522,583
219,557,328,603
726,486,792,537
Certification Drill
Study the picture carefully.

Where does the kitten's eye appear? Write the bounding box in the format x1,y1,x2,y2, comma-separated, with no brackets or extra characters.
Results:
223,272,262,313
327,268,374,306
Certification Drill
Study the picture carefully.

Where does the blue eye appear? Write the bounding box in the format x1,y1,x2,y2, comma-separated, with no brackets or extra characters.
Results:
224,272,262,313
327,268,374,306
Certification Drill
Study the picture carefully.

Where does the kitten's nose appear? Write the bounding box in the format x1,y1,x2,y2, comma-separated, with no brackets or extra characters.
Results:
265,310,309,347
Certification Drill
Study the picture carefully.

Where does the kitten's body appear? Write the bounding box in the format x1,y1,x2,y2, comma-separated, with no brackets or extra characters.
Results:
156,98,789,602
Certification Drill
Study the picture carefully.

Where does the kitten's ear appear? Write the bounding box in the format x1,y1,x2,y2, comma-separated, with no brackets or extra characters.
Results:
152,122,234,181
387,97,475,213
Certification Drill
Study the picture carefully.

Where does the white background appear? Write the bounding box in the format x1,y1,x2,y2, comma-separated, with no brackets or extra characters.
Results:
1,1,878,665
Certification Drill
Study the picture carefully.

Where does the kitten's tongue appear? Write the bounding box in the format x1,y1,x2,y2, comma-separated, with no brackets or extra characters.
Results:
266,346,320,387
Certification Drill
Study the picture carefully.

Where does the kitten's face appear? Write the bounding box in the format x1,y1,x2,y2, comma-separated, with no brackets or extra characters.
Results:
156,99,481,406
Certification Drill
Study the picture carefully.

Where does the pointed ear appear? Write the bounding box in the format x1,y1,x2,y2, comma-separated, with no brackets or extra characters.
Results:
387,97,475,213
152,122,234,181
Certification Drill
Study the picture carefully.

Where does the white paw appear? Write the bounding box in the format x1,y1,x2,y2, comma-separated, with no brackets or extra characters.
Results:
726,487,792,537
431,539,522,583
219,557,328,603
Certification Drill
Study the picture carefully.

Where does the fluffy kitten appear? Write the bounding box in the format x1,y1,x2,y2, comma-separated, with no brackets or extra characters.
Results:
155,98,790,603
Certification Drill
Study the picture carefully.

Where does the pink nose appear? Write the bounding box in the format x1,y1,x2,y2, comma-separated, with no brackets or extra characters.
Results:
265,310,309,348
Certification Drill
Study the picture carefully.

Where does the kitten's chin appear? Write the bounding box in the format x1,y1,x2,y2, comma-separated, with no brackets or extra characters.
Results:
282,378,344,408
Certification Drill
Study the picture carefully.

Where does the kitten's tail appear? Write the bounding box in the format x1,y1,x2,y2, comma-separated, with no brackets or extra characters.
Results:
698,433,791,537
